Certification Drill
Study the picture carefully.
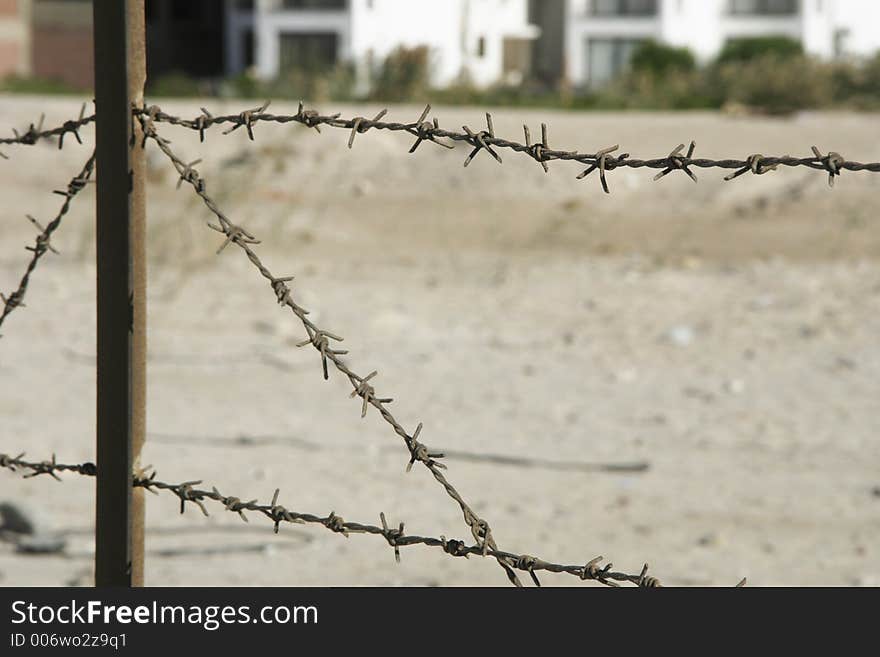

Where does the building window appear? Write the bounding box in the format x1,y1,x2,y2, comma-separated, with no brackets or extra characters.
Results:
281,0,347,9
477,36,486,58
728,0,799,15
243,28,255,69
833,28,850,58
590,0,658,16
279,32,339,73
502,37,531,82
587,37,644,86
172,0,202,21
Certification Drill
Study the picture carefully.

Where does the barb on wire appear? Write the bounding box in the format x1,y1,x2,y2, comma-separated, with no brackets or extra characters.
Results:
523,123,575,174
406,423,445,473
654,141,698,183
407,104,454,153
350,371,393,418
0,150,96,336
811,145,845,187
1,452,708,587
222,100,272,140
576,144,628,193
207,215,261,254
0,103,94,155
135,102,880,190
724,153,781,181
296,100,340,134
349,109,388,149
462,113,502,167
296,328,347,381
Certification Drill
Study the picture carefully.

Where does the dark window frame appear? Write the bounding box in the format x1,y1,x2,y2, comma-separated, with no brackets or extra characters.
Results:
278,31,340,72
280,0,348,9
728,0,799,16
589,0,658,17
586,36,647,85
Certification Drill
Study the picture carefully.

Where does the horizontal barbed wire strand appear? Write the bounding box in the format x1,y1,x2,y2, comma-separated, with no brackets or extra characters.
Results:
136,102,879,191
0,150,96,334
0,104,94,157
1,452,706,587
2,103,876,188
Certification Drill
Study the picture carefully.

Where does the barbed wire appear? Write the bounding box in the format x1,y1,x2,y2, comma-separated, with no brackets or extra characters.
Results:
137,101,880,192
0,102,774,588
0,452,720,587
137,112,531,586
0,150,96,335
0,103,94,158
136,106,768,588
3,102,879,191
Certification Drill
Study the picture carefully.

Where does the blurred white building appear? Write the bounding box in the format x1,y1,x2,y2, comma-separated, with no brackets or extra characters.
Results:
564,0,880,86
225,0,539,91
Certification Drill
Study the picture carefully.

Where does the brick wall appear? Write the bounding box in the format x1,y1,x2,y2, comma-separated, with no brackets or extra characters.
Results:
0,0,25,77
0,0,18,18
0,40,19,76
32,24,93,89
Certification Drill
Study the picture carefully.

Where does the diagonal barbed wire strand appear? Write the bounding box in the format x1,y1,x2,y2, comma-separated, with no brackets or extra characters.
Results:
2,452,739,587
0,149,96,335
138,114,529,586
136,101,880,192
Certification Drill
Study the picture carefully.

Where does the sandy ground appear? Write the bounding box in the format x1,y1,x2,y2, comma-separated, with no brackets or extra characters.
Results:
0,97,878,586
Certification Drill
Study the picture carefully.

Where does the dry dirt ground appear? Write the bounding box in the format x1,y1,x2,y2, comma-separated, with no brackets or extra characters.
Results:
0,97,878,586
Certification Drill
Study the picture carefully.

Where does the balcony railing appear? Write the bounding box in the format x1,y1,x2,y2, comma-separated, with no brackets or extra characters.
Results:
589,0,658,17
728,0,799,16
231,1,348,11
280,0,347,9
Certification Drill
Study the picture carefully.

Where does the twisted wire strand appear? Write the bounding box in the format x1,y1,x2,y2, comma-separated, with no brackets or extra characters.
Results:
138,114,528,586
0,103,775,588
0,150,97,334
0,104,94,157
136,101,880,191
0,452,705,587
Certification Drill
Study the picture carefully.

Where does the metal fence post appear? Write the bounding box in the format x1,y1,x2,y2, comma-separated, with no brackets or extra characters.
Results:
93,0,147,587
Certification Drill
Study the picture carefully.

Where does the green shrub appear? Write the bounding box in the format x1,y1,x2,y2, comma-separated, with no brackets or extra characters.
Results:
717,54,832,114
222,71,262,99
864,51,880,91
828,51,880,108
148,71,205,97
0,74,83,95
716,36,803,66
218,64,355,102
630,40,696,78
370,46,429,103
596,69,716,110
267,63,355,102
432,78,589,109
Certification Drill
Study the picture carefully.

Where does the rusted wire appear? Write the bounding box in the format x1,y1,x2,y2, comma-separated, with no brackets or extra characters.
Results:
1,452,712,587
135,102,880,193
0,102,787,588
0,150,96,335
137,113,527,586
0,103,94,157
